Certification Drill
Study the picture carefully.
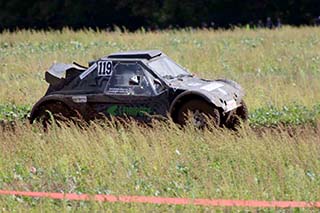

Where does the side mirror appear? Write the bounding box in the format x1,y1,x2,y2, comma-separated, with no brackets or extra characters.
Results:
154,78,162,86
129,75,140,85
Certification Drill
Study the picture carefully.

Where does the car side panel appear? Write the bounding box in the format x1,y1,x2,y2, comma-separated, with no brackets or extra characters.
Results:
85,91,170,122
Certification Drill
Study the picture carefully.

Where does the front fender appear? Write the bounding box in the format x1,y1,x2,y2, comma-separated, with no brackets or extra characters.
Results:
169,90,224,115
216,79,245,97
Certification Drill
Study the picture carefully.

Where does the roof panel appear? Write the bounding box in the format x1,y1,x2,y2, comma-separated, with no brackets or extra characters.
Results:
105,50,162,60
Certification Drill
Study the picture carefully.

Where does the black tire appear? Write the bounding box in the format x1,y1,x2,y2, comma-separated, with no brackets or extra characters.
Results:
225,100,248,129
176,99,220,129
237,100,249,121
35,102,74,129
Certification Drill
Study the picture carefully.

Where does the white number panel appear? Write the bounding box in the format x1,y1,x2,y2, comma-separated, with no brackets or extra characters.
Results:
97,61,113,76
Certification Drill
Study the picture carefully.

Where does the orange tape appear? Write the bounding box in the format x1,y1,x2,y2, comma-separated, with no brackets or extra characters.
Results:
0,190,319,208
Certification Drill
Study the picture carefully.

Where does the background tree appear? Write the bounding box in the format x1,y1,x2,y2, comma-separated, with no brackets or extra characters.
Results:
0,0,319,31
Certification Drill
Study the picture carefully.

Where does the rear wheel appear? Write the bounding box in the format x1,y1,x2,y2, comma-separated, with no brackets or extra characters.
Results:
35,102,74,129
176,99,220,129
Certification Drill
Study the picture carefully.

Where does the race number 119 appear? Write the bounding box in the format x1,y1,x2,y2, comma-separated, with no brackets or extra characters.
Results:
98,61,113,76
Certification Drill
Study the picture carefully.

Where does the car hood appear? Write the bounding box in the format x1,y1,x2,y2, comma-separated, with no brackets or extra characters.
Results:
167,77,245,111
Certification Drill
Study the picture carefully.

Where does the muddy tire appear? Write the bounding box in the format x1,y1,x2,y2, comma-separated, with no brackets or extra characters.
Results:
237,101,249,121
176,99,220,129
35,102,74,129
225,100,248,129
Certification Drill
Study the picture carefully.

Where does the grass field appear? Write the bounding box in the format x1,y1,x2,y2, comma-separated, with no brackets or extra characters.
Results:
0,27,320,211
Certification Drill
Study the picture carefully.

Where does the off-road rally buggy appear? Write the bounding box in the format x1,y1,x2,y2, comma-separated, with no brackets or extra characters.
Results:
29,50,248,128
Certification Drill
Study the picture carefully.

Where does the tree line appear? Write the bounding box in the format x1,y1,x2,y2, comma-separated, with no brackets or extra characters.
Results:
0,0,319,31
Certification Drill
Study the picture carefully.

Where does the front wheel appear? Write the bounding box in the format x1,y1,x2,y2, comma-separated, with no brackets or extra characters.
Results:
176,99,220,129
225,100,248,129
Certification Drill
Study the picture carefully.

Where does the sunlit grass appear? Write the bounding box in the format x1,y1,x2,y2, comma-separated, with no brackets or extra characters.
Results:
0,27,320,211
0,120,319,211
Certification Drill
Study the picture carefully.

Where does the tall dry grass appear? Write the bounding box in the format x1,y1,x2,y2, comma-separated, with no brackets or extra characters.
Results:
0,120,319,211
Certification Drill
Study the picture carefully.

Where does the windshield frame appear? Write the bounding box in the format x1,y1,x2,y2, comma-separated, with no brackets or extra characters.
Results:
147,56,191,80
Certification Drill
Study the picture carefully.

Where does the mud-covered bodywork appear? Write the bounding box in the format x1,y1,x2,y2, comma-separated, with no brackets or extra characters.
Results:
30,50,246,126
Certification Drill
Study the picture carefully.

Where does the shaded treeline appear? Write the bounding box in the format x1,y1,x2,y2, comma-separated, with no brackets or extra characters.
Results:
0,0,319,31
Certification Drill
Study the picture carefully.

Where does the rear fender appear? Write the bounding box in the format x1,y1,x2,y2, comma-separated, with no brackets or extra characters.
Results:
29,95,71,123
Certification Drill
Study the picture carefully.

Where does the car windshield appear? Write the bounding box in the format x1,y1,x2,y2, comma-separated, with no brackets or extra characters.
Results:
148,57,191,79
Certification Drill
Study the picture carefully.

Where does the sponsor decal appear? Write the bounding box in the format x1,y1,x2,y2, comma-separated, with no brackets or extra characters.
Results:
107,87,130,95
72,95,87,103
217,88,228,95
187,82,202,87
201,82,223,91
106,105,152,117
